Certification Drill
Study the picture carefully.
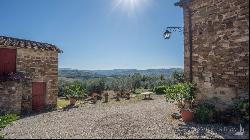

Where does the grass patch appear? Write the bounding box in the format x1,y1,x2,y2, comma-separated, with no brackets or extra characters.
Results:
0,114,19,139
58,93,156,109
104,94,145,106
57,98,83,109
0,133,4,139
133,88,150,95
0,114,19,129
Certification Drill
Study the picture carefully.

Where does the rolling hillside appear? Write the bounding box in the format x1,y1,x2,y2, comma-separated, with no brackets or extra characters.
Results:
59,68,183,80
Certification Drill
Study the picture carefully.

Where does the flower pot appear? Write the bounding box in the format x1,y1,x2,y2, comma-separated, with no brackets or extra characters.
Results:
69,97,77,105
181,109,194,122
93,96,97,104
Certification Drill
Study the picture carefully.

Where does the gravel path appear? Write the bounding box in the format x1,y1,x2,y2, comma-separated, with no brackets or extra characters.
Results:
1,95,249,139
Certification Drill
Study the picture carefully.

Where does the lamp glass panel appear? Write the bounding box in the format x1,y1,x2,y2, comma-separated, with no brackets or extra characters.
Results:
164,31,171,39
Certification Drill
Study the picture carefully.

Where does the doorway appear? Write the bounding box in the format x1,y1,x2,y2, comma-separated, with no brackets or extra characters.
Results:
32,82,46,112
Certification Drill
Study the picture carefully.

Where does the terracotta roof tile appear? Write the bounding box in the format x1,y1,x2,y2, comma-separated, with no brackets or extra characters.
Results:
0,36,62,53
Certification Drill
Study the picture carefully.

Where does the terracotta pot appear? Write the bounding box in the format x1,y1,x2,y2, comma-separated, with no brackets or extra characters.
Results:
69,97,77,105
93,96,97,104
181,109,194,122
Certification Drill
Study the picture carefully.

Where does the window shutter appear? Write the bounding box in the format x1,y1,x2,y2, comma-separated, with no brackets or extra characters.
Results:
0,48,16,76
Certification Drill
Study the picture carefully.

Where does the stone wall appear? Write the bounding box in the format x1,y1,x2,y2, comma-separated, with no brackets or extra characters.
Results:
183,0,249,110
16,48,59,113
0,81,22,115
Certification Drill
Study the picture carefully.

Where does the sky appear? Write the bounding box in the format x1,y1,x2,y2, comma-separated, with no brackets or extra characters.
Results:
0,0,184,70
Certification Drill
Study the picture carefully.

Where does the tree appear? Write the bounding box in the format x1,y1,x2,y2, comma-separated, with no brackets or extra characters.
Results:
58,78,72,97
112,77,132,94
160,74,165,81
85,78,105,95
171,70,184,83
131,73,142,91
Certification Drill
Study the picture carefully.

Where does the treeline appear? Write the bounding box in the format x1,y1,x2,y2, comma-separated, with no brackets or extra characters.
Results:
58,70,184,97
59,68,183,80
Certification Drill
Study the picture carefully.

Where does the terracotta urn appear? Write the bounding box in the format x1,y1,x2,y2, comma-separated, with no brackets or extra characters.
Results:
180,109,194,122
69,97,77,105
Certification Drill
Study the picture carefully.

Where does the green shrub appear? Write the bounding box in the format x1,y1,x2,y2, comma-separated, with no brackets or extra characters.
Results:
234,100,249,122
165,82,196,109
154,86,167,95
0,114,19,129
64,82,86,99
195,104,217,124
171,70,184,83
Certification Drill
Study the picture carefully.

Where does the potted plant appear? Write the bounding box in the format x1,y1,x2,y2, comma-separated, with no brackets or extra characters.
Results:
64,83,86,106
165,82,196,122
195,103,217,124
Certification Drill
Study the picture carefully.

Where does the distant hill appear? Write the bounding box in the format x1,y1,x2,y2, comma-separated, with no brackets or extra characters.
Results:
59,68,74,70
59,68,183,80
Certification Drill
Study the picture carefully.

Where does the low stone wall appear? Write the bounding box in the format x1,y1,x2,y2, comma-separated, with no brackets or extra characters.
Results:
0,81,22,115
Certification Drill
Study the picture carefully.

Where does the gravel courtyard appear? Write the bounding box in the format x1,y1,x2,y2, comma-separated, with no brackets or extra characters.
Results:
2,95,249,139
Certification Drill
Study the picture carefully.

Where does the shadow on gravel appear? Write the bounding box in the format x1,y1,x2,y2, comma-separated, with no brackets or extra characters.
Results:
19,105,80,119
174,122,249,139
142,98,154,100
62,105,79,111
19,108,58,119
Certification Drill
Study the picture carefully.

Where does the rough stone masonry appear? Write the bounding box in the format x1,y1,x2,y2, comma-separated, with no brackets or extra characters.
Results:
0,36,61,115
182,0,249,110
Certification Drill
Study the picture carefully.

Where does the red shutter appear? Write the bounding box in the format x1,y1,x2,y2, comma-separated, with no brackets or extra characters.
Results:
0,48,16,76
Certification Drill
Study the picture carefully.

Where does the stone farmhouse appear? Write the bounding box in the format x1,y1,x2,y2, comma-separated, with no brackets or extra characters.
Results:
0,36,62,115
181,0,249,110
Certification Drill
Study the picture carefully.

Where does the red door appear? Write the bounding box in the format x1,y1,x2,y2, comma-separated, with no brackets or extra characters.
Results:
32,82,46,112
0,48,16,76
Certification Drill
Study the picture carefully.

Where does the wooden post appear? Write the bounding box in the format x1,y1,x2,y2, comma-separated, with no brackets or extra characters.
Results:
104,92,109,103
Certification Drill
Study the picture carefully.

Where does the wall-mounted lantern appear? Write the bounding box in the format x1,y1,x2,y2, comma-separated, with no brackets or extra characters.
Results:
163,0,193,82
163,27,183,40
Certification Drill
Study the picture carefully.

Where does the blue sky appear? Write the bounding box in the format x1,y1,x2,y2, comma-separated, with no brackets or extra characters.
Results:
0,0,184,70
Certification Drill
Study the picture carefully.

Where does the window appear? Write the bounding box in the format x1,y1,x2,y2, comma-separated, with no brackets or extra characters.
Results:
0,48,16,77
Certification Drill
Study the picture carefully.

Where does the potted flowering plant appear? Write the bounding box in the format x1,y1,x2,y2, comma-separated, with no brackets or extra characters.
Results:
165,82,196,122
64,83,86,105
